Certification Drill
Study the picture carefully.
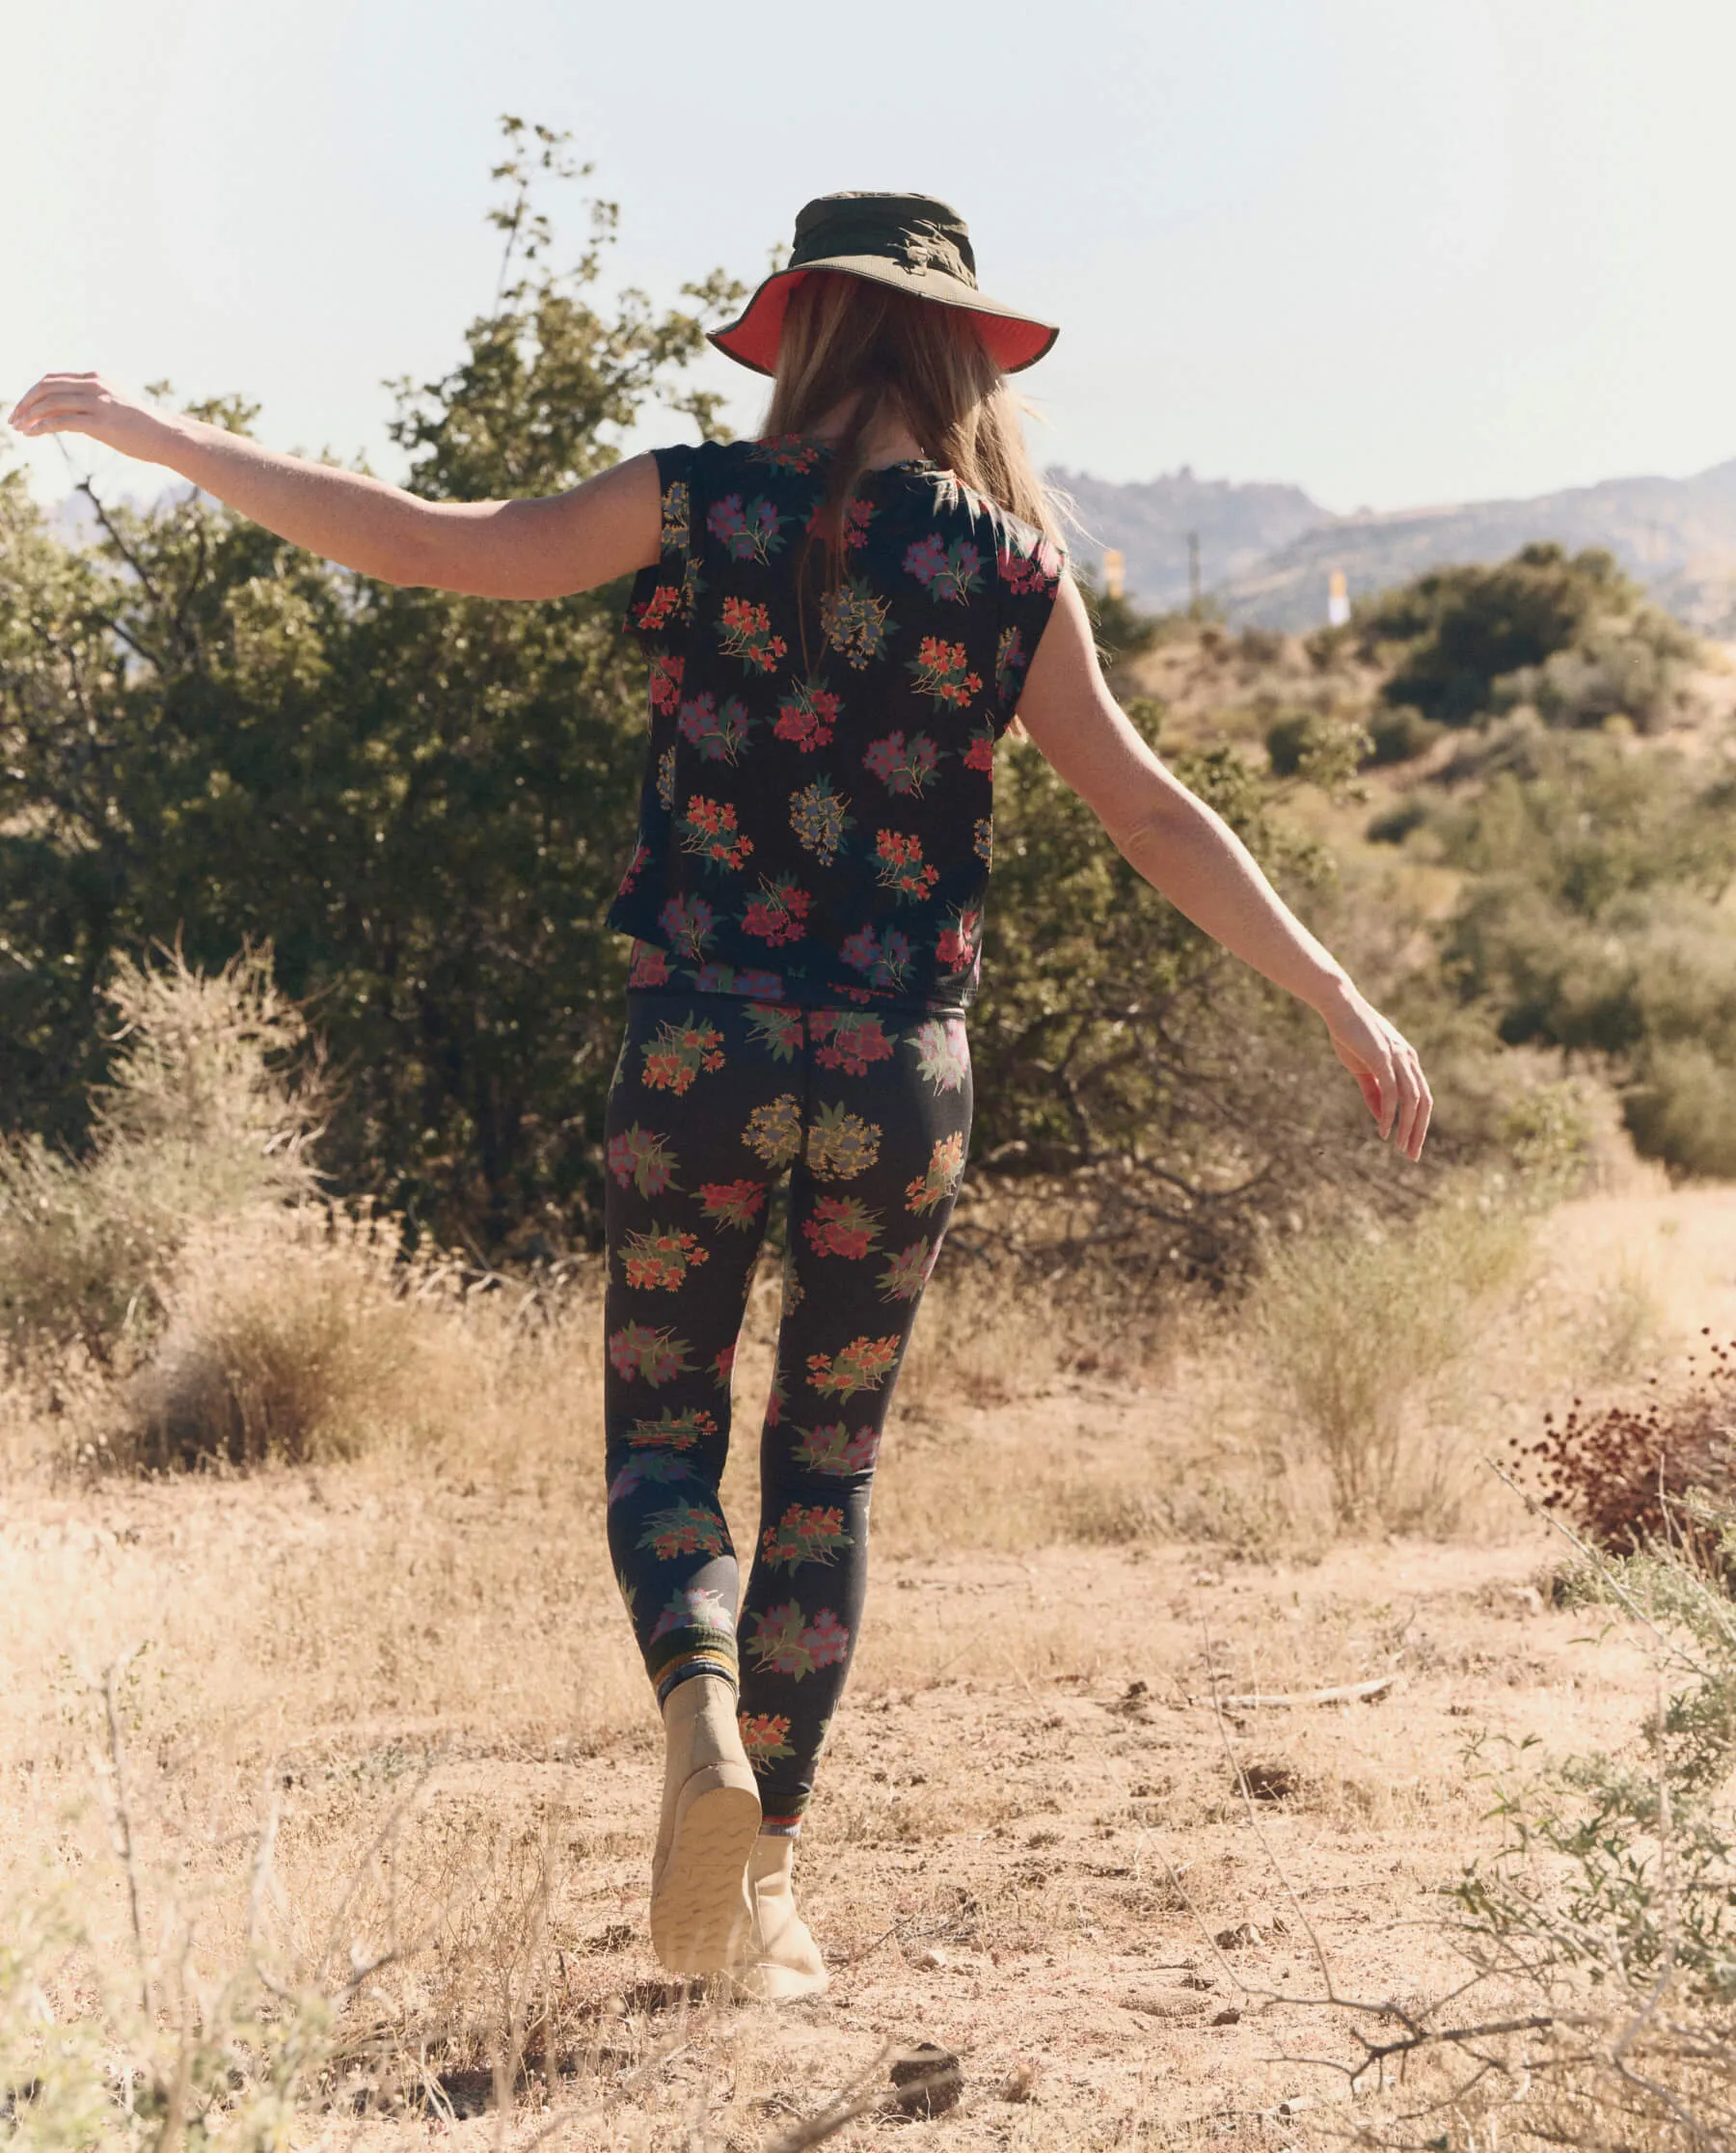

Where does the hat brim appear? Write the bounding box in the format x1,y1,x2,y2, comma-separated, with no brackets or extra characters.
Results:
707,260,1059,378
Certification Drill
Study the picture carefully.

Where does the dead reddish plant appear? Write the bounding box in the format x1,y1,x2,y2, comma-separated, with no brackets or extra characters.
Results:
1516,1330,1736,1554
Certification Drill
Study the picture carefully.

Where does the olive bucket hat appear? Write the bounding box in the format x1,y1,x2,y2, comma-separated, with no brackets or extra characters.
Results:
708,191,1059,378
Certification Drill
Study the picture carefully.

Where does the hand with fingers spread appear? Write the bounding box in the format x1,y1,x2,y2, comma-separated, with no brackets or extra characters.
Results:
1320,983,1433,1160
8,372,175,463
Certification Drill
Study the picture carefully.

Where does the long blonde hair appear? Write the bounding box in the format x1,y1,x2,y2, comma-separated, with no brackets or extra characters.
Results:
762,270,1067,571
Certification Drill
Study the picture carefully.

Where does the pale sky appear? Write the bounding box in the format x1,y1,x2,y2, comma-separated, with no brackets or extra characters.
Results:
5,0,1730,517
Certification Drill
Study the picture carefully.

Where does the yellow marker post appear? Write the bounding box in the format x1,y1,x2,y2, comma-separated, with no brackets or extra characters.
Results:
1327,569,1350,628
1101,548,1126,601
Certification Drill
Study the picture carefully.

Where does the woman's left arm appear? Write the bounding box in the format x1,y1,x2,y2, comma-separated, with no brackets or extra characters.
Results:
7,371,660,597
1016,573,1433,1159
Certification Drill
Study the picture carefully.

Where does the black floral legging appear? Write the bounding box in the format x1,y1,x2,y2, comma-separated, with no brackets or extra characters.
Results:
603,989,972,1832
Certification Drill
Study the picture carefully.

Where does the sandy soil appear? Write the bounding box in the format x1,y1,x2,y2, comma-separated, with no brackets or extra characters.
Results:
479,1538,1650,2149
7,1185,1733,2147
2,1497,1656,2149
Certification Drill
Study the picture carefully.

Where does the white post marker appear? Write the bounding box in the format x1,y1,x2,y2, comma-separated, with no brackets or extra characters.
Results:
1327,568,1350,627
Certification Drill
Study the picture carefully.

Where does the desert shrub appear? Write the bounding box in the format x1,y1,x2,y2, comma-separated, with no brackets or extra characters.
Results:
1500,611,1697,734
1262,710,1316,776
1235,624,1286,667
116,1213,451,1471
1357,541,1694,728
1516,1337,1736,1557
1495,1078,1601,1200
1429,734,1736,907
0,947,318,1372
1395,733,1736,1176
1623,1038,1736,1179
1264,708,1371,786
0,1875,338,2153
1254,1188,1532,1526
1363,703,1443,766
1302,617,1357,672
0,942,502,1477
1342,1363,1736,2148
1424,1509,1736,2149
1366,795,1431,845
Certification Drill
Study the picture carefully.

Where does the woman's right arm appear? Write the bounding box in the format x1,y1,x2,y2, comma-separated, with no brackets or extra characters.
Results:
1015,573,1432,1159
6,371,661,598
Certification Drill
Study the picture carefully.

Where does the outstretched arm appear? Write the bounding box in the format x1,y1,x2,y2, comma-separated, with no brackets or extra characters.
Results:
1016,573,1432,1158
6,372,660,598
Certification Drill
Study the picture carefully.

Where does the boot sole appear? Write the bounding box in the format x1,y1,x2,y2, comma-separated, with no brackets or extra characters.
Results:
650,1768,761,1975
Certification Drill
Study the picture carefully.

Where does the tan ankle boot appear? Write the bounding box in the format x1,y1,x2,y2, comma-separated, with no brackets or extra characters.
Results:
648,1675,760,1975
728,1832,829,2002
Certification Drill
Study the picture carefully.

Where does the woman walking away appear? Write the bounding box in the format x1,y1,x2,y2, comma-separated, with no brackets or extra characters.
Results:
13,189,1431,2002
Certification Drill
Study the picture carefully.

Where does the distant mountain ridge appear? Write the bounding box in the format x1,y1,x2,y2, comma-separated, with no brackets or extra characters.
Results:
1058,458,1736,635
1051,466,1329,612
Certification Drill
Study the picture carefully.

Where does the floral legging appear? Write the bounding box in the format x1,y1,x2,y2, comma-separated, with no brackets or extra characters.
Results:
603,990,972,1832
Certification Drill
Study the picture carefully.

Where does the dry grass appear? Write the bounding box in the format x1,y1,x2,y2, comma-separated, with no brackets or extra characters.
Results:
0,1497,1667,2148
1250,1187,1534,1532
0,948,320,1388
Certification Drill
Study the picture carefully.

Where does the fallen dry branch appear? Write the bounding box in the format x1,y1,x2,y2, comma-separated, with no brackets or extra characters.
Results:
1218,1675,1396,1709
1345,2008,1565,2085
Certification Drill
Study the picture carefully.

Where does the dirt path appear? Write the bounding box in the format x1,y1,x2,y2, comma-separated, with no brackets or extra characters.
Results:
475,1537,1649,2148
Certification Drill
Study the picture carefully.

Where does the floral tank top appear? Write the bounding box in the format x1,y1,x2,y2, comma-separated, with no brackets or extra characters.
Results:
611,435,1065,1014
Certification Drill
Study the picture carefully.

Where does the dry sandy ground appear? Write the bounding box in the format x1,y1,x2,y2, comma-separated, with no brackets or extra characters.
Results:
6,1184,1735,2148
399,1538,1651,2150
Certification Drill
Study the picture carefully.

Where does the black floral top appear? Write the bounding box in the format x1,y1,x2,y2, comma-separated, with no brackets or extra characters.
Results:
611,435,1064,1014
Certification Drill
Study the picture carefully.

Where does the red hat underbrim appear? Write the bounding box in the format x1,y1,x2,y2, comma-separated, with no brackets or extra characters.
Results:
707,263,1059,379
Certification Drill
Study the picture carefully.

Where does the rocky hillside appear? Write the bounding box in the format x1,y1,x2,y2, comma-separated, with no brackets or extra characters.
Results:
1067,457,1736,633
1051,464,1327,611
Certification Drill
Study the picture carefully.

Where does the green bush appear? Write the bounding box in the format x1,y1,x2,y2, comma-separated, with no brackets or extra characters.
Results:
1501,613,1697,734
1263,708,1371,789
1358,541,1695,728
0,123,742,1257
1623,1039,1736,1180
1411,736,1736,1173
1263,711,1316,776
1363,704,1443,765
